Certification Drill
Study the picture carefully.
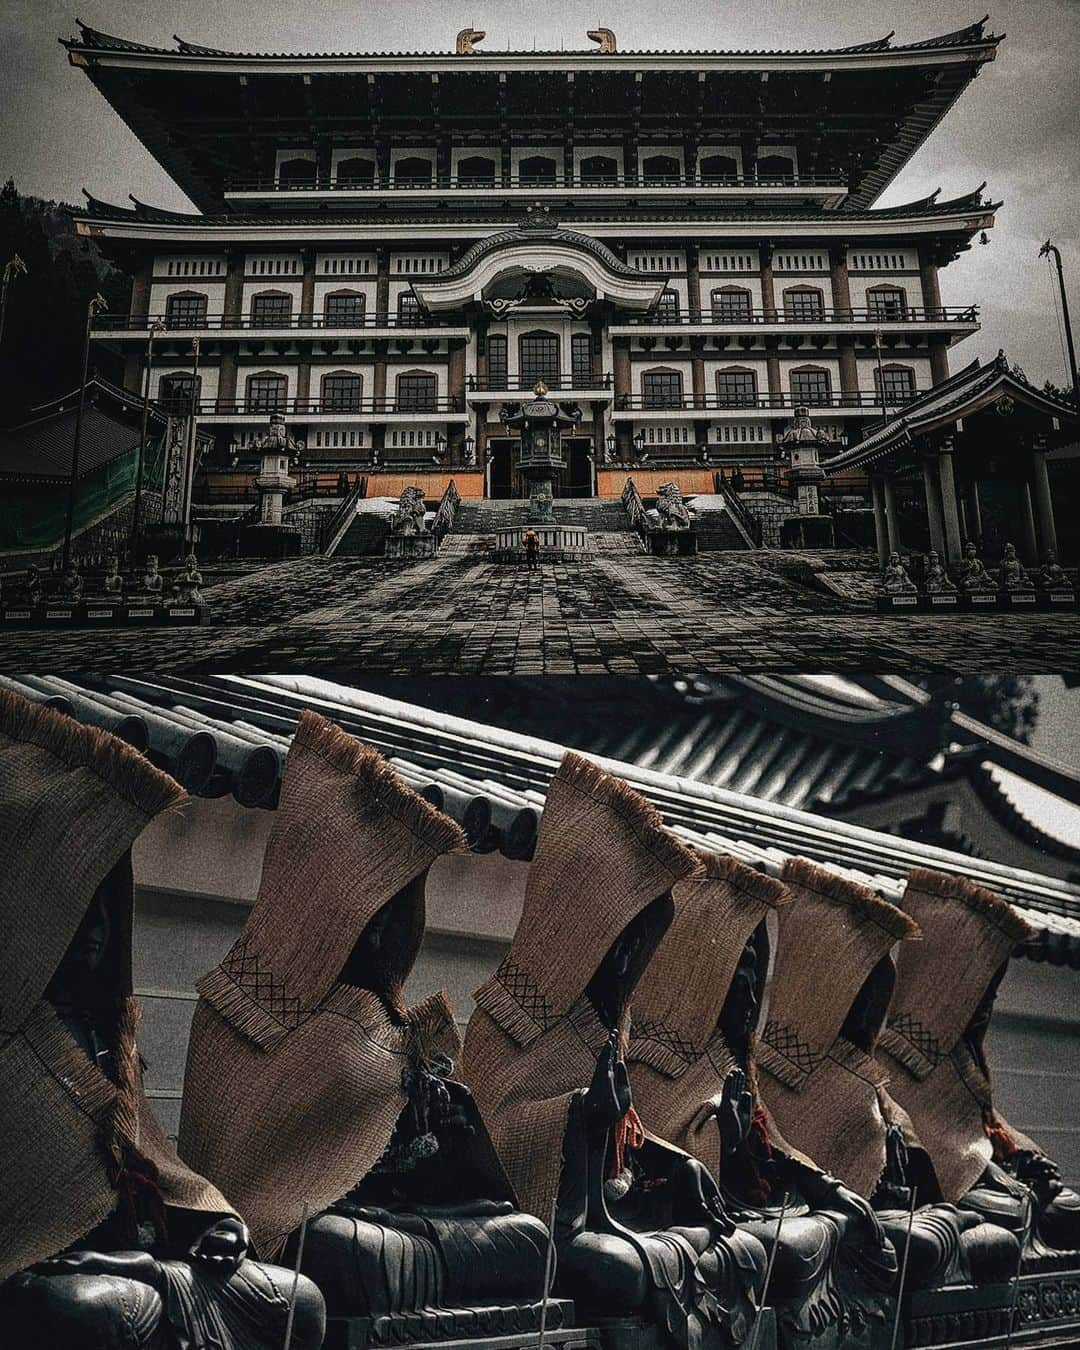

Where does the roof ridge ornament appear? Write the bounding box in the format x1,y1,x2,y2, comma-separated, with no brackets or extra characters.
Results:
523,202,554,230
587,27,617,53
456,27,486,54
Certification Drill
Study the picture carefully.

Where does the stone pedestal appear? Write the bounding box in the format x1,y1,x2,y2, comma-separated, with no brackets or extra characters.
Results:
385,533,439,560
494,523,589,561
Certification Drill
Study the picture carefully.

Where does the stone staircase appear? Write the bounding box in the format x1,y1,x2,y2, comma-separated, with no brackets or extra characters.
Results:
453,498,633,536
692,504,754,551
332,510,392,557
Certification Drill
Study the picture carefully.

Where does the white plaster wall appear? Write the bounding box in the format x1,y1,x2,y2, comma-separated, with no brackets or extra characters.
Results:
311,278,378,313
855,353,932,393
634,359,693,394
149,365,221,401
148,280,228,314
848,276,927,310
777,355,841,395
696,277,765,311
241,279,304,316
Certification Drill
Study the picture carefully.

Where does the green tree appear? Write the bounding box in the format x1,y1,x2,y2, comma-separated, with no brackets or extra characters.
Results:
918,675,1040,744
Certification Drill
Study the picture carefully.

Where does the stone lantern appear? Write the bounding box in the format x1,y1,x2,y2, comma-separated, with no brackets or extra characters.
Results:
499,382,581,524
252,412,303,526
775,405,841,548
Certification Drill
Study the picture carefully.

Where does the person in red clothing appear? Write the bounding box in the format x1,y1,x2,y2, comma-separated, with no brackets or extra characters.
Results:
523,528,540,570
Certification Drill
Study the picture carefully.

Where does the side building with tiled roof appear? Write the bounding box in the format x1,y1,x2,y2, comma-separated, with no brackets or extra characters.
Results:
62,19,1002,508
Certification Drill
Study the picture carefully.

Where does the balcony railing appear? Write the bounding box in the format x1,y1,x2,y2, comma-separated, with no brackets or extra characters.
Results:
93,311,456,333
161,396,466,417
467,374,614,392
615,389,924,412
621,306,979,327
224,170,847,194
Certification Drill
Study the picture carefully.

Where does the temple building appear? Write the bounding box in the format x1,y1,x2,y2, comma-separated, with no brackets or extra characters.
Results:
64,19,1002,509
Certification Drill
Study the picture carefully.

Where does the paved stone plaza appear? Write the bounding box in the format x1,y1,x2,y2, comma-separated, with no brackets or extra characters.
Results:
2,549,1076,674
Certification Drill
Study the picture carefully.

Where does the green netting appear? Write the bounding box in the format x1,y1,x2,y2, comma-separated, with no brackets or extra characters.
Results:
0,434,165,553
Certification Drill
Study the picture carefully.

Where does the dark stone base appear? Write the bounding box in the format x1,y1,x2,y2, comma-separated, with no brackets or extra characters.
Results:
875,592,919,612
592,1313,777,1350
903,1270,1080,1347
919,592,960,611
324,1300,584,1350
779,516,835,550
958,592,1001,611
385,534,439,560
1,603,208,627
647,530,697,557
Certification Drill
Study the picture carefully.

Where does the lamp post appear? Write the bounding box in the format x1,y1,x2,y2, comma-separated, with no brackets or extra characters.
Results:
0,253,28,350
1039,239,1079,415
606,432,616,463
130,317,166,553
464,433,475,466
633,430,646,459
874,328,889,423
181,335,201,548
62,292,108,571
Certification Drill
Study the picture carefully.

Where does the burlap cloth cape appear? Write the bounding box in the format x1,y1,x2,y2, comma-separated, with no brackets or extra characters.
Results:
627,851,797,1177
461,752,703,1223
877,868,1036,1203
0,688,233,1284
757,858,921,1199
179,710,502,1260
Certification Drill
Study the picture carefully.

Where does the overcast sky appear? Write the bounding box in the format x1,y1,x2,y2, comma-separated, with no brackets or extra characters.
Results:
0,0,1077,387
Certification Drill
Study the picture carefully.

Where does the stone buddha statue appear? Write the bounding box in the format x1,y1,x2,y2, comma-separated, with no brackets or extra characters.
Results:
877,869,1080,1263
141,554,164,600
57,560,83,603
180,712,552,1334
954,540,994,593
0,688,325,1350
172,553,205,606
21,562,44,606
998,542,1034,592
922,550,956,594
756,859,1018,1295
881,552,916,595
628,851,899,1347
102,554,124,598
463,754,770,1349
1036,550,1073,594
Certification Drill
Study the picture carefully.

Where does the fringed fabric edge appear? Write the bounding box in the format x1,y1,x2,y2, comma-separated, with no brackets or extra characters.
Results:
757,1031,814,1092
195,962,292,1052
21,999,118,1122
290,709,469,857
0,686,186,820
905,868,1036,944
783,856,920,941
471,971,546,1048
878,1024,937,1081
407,988,462,1061
555,752,703,883
626,1032,692,1078
698,851,790,907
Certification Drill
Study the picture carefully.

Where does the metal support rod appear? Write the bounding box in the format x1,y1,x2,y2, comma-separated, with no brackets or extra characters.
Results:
130,318,164,553
1040,240,1079,415
62,293,107,571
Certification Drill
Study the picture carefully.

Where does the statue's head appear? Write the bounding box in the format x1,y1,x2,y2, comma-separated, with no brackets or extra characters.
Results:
888,552,901,566
338,875,427,1016
927,550,939,565
185,552,198,569
585,891,674,1032
1045,549,1058,565
146,554,159,571
1003,542,1016,559
965,540,977,558
107,554,119,573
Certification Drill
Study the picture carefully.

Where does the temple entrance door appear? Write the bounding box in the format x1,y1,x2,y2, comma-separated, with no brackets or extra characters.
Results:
488,437,515,499
562,438,595,497
976,476,1029,561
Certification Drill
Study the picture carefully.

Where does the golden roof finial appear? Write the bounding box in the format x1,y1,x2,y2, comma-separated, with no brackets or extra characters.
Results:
587,27,617,53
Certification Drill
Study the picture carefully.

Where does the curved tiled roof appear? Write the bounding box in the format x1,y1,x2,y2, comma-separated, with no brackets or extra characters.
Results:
425,222,650,282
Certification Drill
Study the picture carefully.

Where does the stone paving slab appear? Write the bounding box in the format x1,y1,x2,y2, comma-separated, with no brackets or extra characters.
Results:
1,551,1076,674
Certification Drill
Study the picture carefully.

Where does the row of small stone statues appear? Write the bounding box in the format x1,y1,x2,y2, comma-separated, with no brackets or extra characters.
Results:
3,690,1077,1350
882,540,1073,595
2,552,205,607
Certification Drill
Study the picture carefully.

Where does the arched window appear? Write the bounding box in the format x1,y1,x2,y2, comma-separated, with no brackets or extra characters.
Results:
571,333,593,386
579,154,619,185
321,371,363,412
642,368,684,409
394,157,433,186
164,291,208,329
757,154,795,183
278,157,316,188
457,155,497,185
642,154,681,185
657,289,681,322
519,155,558,186
158,372,201,413
711,287,752,323
324,290,366,327
487,334,508,387
519,330,560,387
715,368,758,407
245,372,287,413
867,286,909,322
875,364,916,405
789,366,831,406
783,286,825,322
699,154,739,183
396,371,437,412
250,290,293,327
335,157,376,188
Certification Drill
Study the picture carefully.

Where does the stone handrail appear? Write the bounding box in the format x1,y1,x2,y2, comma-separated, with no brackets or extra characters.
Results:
321,476,368,555
433,480,461,537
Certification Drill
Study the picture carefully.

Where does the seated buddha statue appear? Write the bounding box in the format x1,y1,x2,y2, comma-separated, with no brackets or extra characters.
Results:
102,554,124,599
998,542,1035,592
0,689,325,1350
180,711,553,1333
1035,550,1074,594
877,868,1080,1266
757,859,1019,1295
954,540,995,593
628,851,899,1348
463,754,770,1349
140,554,164,600
881,552,916,595
921,550,956,594
56,560,83,604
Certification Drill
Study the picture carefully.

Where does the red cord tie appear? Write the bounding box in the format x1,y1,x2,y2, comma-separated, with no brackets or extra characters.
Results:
611,1106,645,1178
108,1151,168,1245
984,1114,1017,1164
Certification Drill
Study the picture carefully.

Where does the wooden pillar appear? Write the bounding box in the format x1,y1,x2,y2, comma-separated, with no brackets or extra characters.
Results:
613,338,632,456
760,244,777,320
838,339,859,401
130,256,153,323
372,337,388,458
691,344,706,404
883,475,901,553
919,245,943,319
922,456,946,557
375,247,390,325
296,359,312,410
968,480,983,546
447,338,466,414
829,244,852,319
218,247,246,406
1031,438,1058,558
1018,482,1039,564
299,247,316,324
766,347,782,403
590,309,606,382
929,341,950,386
687,244,702,321
870,475,889,568
937,437,963,564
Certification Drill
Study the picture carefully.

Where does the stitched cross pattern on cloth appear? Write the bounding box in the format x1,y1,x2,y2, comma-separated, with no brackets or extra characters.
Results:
762,1019,821,1076
222,940,306,1030
887,1012,942,1066
632,1018,698,1061
495,957,552,1029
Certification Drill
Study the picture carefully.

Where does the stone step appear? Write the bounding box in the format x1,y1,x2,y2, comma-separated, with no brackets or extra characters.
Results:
692,506,753,551
332,511,391,557
453,498,631,534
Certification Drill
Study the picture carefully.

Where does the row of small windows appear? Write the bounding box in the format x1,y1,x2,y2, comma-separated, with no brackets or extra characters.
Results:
648,285,912,323
160,290,438,328
387,429,440,448
851,253,914,272
702,254,757,272
248,257,301,276
631,254,684,272
321,257,373,275
642,425,691,444
313,429,365,448
276,151,795,186
775,253,828,272
163,258,224,277
716,424,767,443
639,365,917,407
158,371,440,413
392,256,448,275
